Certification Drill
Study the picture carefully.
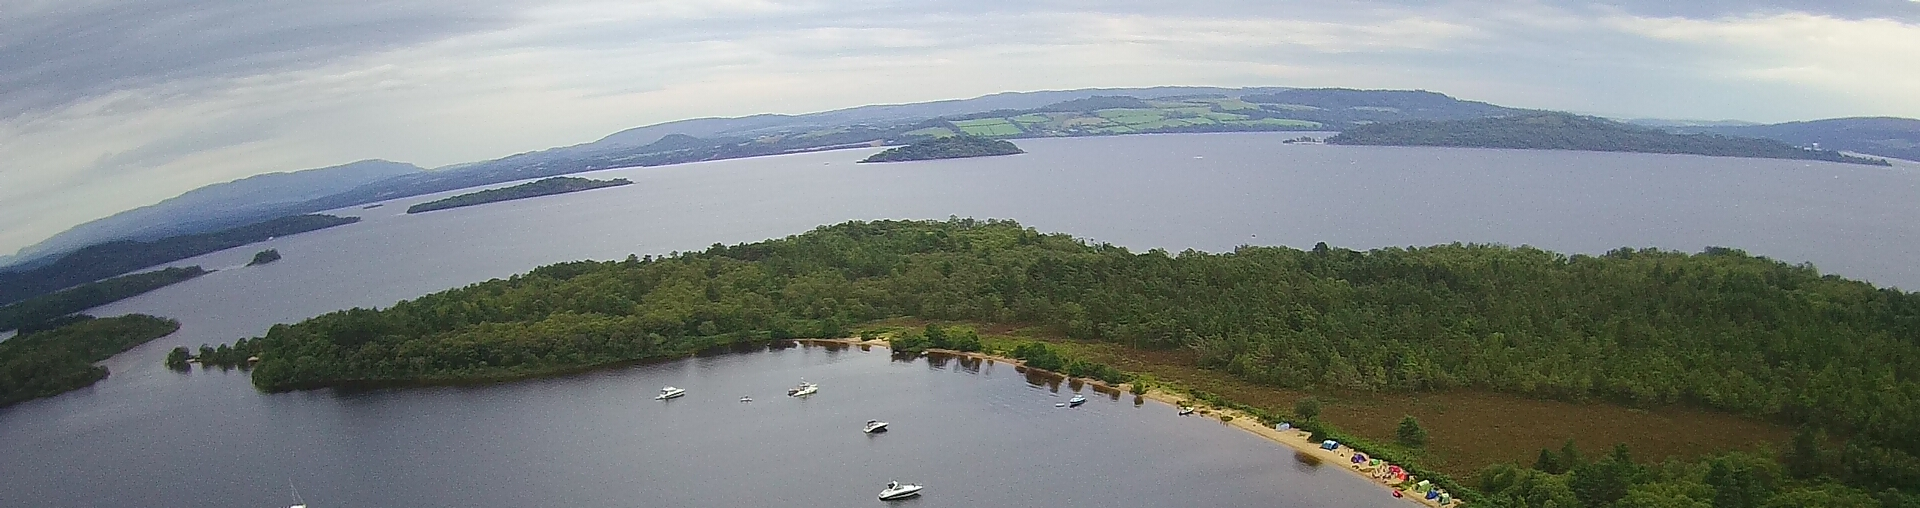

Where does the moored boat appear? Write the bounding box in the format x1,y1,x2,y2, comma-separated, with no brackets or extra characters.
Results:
1068,395,1087,407
787,380,819,397
878,480,923,500
655,386,686,400
863,420,889,433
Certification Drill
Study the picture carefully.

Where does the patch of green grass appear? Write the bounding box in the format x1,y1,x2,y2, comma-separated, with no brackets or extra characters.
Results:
951,118,1024,137
1011,113,1051,124
1203,112,1251,121
1208,99,1260,111
1349,106,1400,113
1163,106,1215,116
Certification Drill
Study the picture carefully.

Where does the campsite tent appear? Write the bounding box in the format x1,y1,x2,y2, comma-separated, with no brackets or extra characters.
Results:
1320,440,1340,450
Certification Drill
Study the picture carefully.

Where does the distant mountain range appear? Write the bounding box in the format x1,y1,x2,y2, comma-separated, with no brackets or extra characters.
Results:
5,86,1917,274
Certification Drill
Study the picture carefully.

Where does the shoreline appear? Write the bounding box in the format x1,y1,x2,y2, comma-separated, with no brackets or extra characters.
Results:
798,338,1453,507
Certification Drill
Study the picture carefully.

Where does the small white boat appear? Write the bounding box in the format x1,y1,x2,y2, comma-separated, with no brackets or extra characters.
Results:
1054,403,1067,407
863,420,889,433
655,386,686,400
878,480,923,500
1178,406,1195,416
787,380,818,397
289,481,307,508
740,396,753,403
1068,395,1087,407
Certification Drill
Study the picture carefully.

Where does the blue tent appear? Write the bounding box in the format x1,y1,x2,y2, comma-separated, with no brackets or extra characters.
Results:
1320,440,1339,450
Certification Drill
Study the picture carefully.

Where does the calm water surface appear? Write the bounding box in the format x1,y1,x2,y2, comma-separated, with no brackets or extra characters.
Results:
4,133,1919,506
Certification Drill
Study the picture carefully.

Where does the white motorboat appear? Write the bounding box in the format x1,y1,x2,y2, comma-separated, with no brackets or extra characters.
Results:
863,420,889,433
1068,395,1087,407
787,380,819,397
740,396,753,403
878,481,923,500
655,386,686,400
1178,406,1195,416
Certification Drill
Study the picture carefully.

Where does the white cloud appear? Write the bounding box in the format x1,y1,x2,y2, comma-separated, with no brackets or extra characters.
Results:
1608,12,1920,114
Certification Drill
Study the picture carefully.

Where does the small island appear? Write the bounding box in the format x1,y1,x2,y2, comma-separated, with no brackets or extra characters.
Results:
859,136,1024,163
1328,112,1892,166
406,177,632,214
247,249,281,266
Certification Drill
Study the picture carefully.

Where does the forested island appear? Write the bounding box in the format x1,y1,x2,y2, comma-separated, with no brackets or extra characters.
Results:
0,214,357,305
247,249,281,266
234,219,1920,506
0,314,179,407
405,176,632,214
0,266,207,332
859,136,1024,163
1329,112,1893,166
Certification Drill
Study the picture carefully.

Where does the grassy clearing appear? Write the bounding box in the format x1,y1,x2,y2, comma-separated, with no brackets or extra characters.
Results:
1349,106,1401,113
1203,112,1251,121
858,319,1793,479
1010,113,1052,124
1209,98,1261,111
950,118,1023,136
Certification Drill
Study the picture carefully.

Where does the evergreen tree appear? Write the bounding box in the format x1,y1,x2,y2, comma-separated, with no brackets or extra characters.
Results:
1786,426,1826,479
1535,448,1567,474
1397,415,1429,447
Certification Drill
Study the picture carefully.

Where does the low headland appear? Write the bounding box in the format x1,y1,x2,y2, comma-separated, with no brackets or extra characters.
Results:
221,219,1919,507
859,136,1024,163
0,214,356,306
1329,112,1893,166
405,176,632,214
0,314,180,407
0,266,207,333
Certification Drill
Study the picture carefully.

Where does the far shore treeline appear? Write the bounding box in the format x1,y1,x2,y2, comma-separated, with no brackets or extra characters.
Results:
231,218,1920,507
405,176,631,214
1330,112,1893,166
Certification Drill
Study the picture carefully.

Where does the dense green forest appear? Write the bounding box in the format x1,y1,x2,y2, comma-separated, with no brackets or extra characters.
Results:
0,214,357,305
859,136,1025,163
1330,112,1892,166
0,314,180,407
0,266,206,332
247,249,281,266
405,177,631,213
240,219,1920,502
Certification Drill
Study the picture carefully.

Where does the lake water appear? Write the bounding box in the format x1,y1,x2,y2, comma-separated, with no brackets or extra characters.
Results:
4,132,1919,506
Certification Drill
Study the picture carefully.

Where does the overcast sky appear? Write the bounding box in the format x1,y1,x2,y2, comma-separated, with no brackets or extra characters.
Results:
3,0,1919,255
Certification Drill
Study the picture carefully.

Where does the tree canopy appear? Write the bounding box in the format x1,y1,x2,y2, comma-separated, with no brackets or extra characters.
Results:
1329,112,1891,166
405,177,632,214
860,136,1024,163
0,314,180,407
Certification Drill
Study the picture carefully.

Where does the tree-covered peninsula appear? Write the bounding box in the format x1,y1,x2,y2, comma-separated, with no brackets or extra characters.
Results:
0,314,180,407
405,176,632,214
0,214,356,306
0,266,207,332
1329,112,1893,166
243,219,1920,493
859,136,1024,163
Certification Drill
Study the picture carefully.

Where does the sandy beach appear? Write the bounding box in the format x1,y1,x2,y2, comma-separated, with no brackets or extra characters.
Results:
799,338,1456,507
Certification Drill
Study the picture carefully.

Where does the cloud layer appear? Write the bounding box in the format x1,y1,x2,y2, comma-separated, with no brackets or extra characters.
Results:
3,0,1918,253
